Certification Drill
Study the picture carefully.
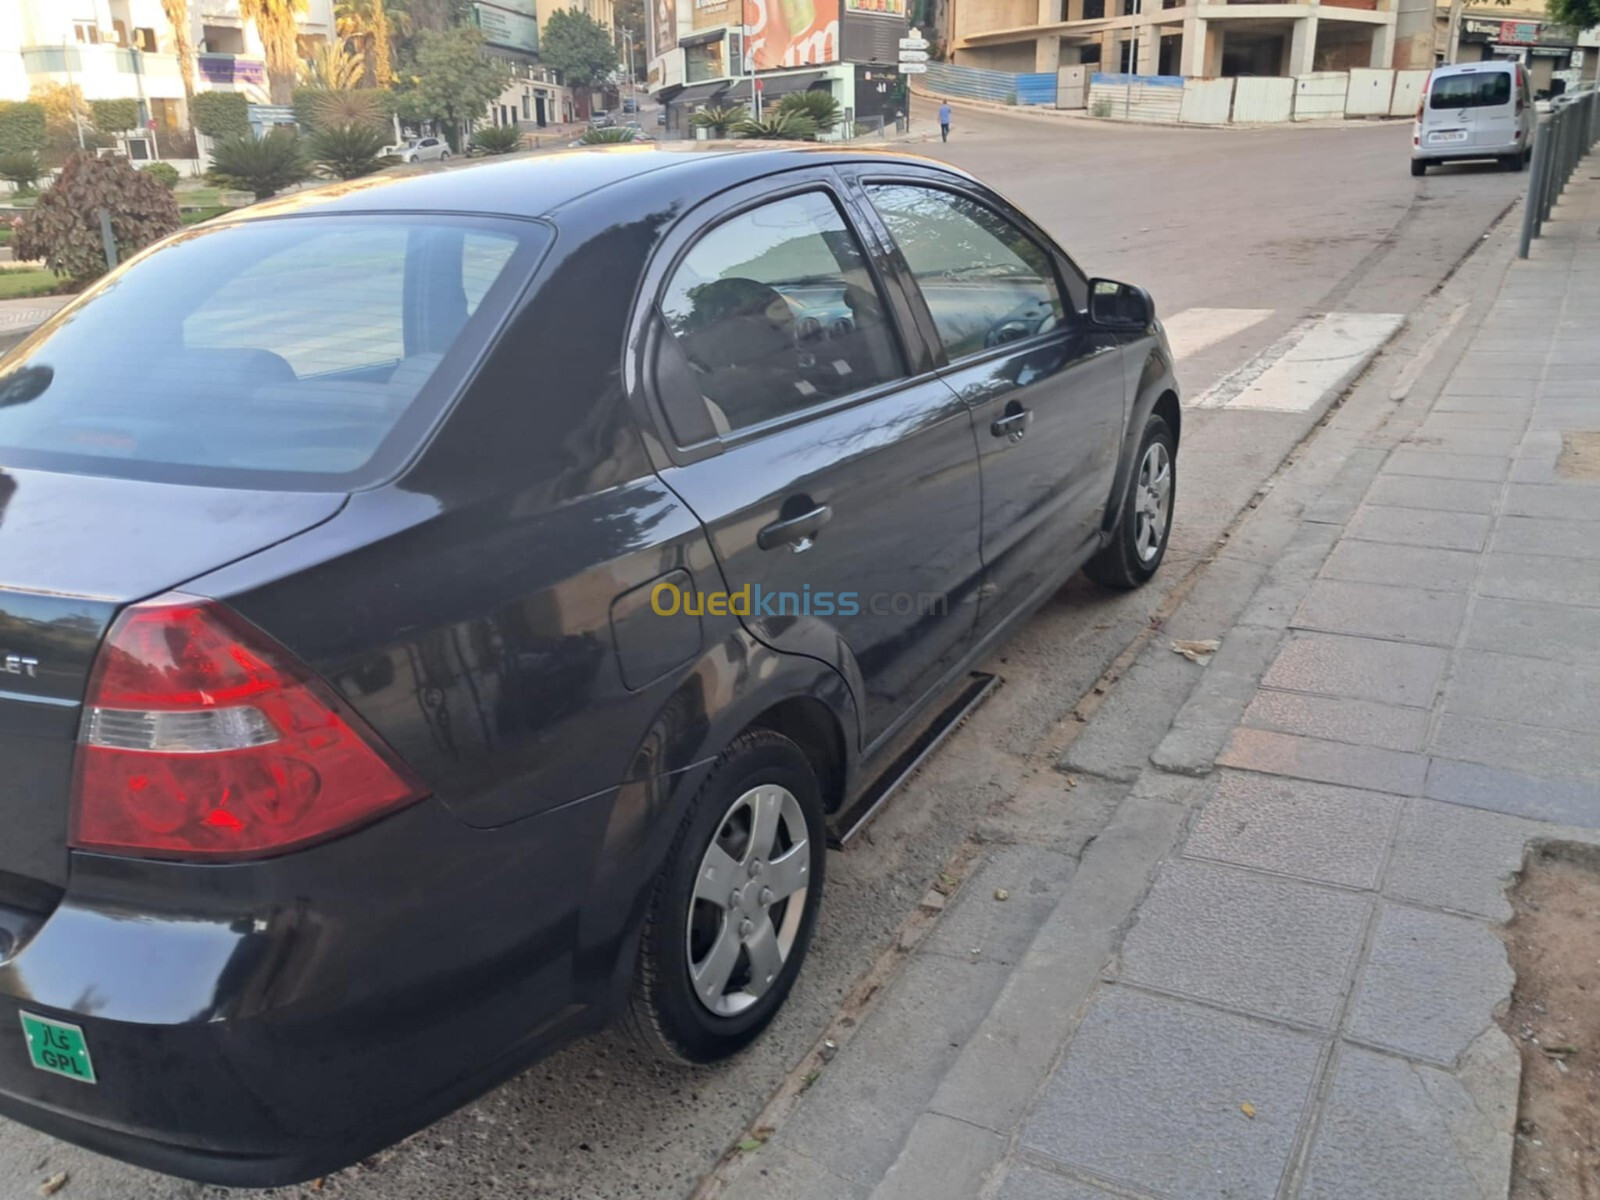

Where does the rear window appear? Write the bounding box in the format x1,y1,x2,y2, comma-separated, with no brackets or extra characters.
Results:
0,215,543,489
1430,71,1512,110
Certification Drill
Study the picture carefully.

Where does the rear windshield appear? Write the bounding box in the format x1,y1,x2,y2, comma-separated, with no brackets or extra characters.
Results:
1430,72,1512,110
0,214,544,489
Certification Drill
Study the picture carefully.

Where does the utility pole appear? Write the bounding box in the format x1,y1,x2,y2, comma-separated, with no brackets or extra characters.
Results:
745,13,758,118
62,40,87,149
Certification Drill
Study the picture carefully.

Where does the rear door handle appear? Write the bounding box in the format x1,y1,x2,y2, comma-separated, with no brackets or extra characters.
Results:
758,504,833,553
990,408,1031,442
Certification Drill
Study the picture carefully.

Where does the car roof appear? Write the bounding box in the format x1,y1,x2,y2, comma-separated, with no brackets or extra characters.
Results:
1431,60,1515,76
225,147,969,224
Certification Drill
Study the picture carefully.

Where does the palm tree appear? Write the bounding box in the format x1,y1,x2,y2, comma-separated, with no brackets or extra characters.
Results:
240,0,308,105
300,40,365,89
336,0,407,88
160,0,196,102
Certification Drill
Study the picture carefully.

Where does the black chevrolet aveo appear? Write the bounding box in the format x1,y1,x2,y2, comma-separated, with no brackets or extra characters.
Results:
0,146,1178,1184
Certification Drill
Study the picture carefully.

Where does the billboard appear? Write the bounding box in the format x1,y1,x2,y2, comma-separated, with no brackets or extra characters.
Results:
744,0,839,69
693,0,739,29
654,0,680,56
844,0,903,13
475,1,538,53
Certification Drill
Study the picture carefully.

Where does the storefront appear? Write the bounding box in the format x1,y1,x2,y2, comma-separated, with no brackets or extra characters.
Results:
1452,14,1591,97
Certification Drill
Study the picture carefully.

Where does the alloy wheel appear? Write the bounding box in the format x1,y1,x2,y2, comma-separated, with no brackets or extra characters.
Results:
1134,441,1172,564
687,785,811,1017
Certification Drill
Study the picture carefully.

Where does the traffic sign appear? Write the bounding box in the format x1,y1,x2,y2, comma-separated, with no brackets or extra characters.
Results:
898,62,928,73
898,49,929,62
898,36,929,50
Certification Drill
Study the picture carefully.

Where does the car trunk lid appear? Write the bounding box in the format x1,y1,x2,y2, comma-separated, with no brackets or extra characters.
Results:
0,467,345,894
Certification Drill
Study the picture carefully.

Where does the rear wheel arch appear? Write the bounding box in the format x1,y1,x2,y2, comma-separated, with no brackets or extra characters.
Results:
746,696,849,816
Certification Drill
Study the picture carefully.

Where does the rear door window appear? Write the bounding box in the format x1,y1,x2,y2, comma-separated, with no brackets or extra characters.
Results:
0,215,541,489
1430,72,1512,109
655,189,905,437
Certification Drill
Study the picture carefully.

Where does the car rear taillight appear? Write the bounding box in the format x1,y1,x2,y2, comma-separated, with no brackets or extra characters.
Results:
71,594,425,860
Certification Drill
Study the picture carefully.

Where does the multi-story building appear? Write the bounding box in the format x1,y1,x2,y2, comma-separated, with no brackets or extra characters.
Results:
646,0,910,134
1433,0,1596,96
1,0,337,124
948,0,1402,78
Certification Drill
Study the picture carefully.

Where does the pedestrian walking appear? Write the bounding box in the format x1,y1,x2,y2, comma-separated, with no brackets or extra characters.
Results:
939,102,952,142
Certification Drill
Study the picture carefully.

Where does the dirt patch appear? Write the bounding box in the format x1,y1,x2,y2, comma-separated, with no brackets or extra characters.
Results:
1555,432,1600,481
1501,842,1600,1199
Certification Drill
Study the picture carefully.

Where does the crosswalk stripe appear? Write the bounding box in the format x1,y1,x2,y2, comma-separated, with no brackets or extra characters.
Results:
1160,307,1274,362
1185,311,1404,412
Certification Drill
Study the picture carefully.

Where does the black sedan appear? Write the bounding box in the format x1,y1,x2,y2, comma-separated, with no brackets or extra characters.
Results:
0,147,1178,1184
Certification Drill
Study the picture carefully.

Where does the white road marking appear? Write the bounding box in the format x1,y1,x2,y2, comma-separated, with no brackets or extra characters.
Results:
1187,311,1405,412
1160,307,1274,362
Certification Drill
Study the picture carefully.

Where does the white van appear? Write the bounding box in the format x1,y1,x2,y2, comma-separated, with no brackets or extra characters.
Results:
1412,61,1534,176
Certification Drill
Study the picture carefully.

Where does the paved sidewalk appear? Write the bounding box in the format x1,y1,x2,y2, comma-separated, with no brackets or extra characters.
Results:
715,167,1600,1200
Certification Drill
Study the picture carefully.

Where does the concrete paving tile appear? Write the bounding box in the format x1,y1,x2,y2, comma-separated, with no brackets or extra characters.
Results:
1319,540,1479,593
723,1145,870,1200
1493,513,1600,560
995,1164,1128,1200
1437,377,1538,399
1444,650,1600,735
1425,757,1600,825
1117,859,1369,1027
1399,428,1525,457
1022,987,1322,1200
1416,410,1529,432
1298,1043,1514,1200
1185,769,1401,887
1503,483,1600,521
920,844,1078,966
1346,505,1491,552
873,1112,1006,1200
1346,903,1514,1066
774,952,1013,1187
1430,713,1600,786
1381,450,1511,482
1060,647,1203,783
1363,475,1503,514
1261,632,1447,709
1452,357,1544,379
1478,550,1600,607
1385,799,1547,920
1241,689,1430,752
1291,579,1467,647
1218,728,1428,800
1462,594,1600,666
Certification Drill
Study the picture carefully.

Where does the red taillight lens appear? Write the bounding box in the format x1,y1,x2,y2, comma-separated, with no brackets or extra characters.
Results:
71,594,425,860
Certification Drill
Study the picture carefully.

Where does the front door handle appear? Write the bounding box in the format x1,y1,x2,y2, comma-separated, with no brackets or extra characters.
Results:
990,406,1031,442
758,504,833,553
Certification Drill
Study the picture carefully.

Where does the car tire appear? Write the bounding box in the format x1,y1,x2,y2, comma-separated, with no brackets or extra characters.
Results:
1411,159,1427,177
625,727,826,1065
440,151,450,161
1503,153,1524,172
1085,412,1176,590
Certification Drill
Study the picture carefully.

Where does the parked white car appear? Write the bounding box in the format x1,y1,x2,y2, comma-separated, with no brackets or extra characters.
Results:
389,137,451,164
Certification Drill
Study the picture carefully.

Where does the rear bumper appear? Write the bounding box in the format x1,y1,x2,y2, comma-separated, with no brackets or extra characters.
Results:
0,792,619,1186
1412,138,1525,161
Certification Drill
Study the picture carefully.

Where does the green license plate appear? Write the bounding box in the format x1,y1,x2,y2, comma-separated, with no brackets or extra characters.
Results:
19,1013,96,1084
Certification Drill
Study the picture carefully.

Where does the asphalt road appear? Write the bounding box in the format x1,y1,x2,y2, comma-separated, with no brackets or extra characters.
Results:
0,109,1525,1200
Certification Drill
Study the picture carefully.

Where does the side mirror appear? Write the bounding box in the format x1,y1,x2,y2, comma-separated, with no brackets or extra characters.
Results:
1088,278,1154,331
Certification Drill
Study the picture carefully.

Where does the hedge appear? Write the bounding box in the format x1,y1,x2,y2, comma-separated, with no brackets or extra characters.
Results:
192,91,250,141
0,102,46,154
90,98,141,133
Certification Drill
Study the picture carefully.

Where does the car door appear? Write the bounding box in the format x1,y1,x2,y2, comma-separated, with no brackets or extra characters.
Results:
637,175,985,747
847,172,1128,640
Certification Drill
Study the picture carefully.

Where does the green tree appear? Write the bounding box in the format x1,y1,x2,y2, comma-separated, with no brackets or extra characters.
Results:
29,82,89,152
192,91,252,140
471,123,523,153
241,0,311,104
308,122,395,177
1547,0,1599,29
207,129,311,200
90,98,142,133
613,0,647,77
0,151,43,191
541,10,618,89
14,152,181,282
395,28,510,149
0,102,46,154
387,0,471,62
142,162,182,190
